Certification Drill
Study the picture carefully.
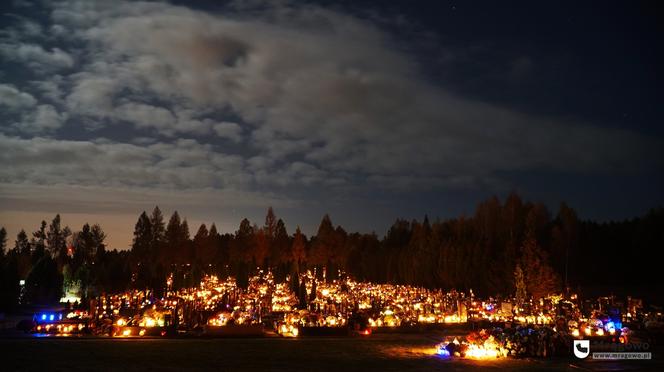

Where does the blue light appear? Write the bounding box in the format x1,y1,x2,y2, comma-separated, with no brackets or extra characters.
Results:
49,314,54,321
41,314,46,321
59,314,63,320
437,346,451,358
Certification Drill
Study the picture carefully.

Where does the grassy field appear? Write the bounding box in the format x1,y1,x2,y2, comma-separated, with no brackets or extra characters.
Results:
0,334,658,371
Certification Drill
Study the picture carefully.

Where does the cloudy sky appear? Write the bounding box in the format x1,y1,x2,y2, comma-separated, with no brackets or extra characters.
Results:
1,0,662,249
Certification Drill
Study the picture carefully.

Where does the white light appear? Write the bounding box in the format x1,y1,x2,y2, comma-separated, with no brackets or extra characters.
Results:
60,295,82,303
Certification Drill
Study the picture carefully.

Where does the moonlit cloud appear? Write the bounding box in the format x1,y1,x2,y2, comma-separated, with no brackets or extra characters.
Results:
0,134,249,189
0,83,37,109
0,43,74,72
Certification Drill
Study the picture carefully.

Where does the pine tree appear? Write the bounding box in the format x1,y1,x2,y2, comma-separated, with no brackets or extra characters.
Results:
181,219,191,264
131,212,152,262
273,219,290,265
209,223,218,237
91,224,106,261
264,207,277,239
74,223,94,265
47,214,71,264
181,219,190,241
514,264,527,305
253,228,269,268
207,223,220,269
298,279,307,309
290,271,300,296
15,229,30,255
234,218,254,263
0,227,6,257
309,214,335,266
237,262,249,289
150,206,165,253
309,279,317,302
194,224,209,242
32,221,47,259
291,227,306,272
520,233,560,299
193,223,209,263
47,215,63,254
165,211,182,262
552,203,578,289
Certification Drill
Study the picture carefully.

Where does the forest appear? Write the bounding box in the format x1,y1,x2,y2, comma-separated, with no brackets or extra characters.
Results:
1,193,662,309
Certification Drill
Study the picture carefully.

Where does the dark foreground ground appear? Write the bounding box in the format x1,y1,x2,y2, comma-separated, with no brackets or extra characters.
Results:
0,334,659,371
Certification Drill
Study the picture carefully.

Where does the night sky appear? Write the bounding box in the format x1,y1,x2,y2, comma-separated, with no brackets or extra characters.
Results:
1,0,662,249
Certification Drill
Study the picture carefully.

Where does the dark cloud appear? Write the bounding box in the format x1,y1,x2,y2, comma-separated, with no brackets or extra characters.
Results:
0,43,74,71
0,83,36,109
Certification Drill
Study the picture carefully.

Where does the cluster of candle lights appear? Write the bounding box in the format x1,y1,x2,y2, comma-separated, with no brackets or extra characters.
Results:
33,269,631,352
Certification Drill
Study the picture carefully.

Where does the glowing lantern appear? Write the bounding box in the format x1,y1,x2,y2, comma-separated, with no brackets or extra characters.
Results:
437,347,451,358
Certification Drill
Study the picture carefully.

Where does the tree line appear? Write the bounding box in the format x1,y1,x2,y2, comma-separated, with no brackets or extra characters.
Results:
1,193,662,309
